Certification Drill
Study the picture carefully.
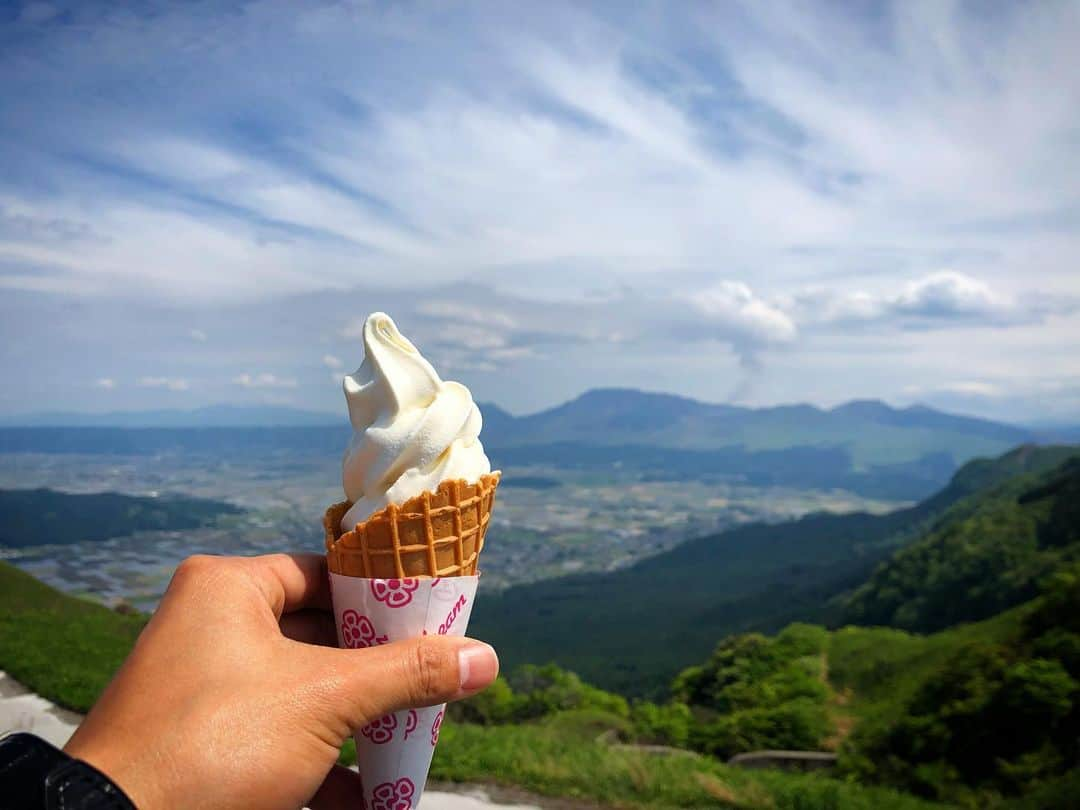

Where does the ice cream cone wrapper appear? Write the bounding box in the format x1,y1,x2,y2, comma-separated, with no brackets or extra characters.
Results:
329,573,479,809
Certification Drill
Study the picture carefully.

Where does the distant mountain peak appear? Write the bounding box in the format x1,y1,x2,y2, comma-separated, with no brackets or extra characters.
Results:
830,399,896,417
572,387,698,403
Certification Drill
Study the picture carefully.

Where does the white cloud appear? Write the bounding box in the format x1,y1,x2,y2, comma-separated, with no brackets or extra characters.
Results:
322,354,342,369
189,328,208,342
688,282,798,346
434,323,509,351
233,372,298,389
137,376,189,391
339,319,365,340
894,272,1010,319
94,377,115,389
416,301,516,329
905,380,1004,399
334,280,799,375
791,271,1054,330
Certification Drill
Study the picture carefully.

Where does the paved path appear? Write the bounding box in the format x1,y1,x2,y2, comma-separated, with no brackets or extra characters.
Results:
0,671,540,810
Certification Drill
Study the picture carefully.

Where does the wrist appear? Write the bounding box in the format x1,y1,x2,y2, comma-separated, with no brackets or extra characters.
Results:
0,732,136,809
64,734,157,810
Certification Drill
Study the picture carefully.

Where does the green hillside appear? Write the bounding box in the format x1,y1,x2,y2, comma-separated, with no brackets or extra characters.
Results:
451,575,1080,807
3,441,1077,808
0,487,241,547
845,450,1080,632
471,445,1078,695
0,560,946,810
0,560,145,711
830,566,1080,806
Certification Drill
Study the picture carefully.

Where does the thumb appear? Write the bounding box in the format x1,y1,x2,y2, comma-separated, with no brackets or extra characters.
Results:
319,636,498,728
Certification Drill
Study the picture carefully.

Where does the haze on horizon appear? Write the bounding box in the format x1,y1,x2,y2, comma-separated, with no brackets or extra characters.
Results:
1,1,1078,424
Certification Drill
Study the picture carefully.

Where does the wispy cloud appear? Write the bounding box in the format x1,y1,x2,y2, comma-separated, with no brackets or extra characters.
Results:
233,372,298,389
137,376,189,392
2,1,1076,301
905,380,1005,399
94,377,116,390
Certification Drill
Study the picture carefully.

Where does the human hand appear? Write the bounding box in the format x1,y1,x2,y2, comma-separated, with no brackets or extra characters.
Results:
63,553,499,809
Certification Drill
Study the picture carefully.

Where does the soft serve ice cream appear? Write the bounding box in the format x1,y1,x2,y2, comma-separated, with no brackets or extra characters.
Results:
340,312,492,531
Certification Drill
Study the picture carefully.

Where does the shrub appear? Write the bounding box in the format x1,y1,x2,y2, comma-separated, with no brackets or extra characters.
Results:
509,663,629,720
630,700,692,748
449,675,516,724
845,640,1079,801
690,699,830,760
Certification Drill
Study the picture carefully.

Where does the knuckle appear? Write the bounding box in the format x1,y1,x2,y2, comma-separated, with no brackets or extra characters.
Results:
410,637,455,704
260,552,292,569
171,554,224,588
176,553,213,575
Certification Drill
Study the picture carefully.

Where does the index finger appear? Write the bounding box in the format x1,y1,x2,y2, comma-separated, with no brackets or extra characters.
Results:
245,552,332,617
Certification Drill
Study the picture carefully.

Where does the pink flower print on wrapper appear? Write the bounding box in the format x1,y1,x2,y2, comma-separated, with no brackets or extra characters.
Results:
340,610,388,649
370,777,415,810
404,709,418,740
430,709,444,747
370,578,421,608
360,713,397,745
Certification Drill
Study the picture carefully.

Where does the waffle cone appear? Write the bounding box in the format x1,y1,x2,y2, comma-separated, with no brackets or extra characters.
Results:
324,473,500,578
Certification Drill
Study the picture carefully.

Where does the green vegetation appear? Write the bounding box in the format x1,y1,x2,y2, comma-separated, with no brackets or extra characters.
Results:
474,446,1079,695
0,561,945,809
450,663,629,725
0,487,240,547
0,560,144,711
674,624,831,759
846,453,1080,632
430,721,945,810
442,625,835,763
5,442,1080,808
465,449,1080,806
474,504,927,696
831,566,1080,806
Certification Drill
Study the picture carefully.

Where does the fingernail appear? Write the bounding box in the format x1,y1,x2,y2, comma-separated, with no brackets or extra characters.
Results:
458,641,499,692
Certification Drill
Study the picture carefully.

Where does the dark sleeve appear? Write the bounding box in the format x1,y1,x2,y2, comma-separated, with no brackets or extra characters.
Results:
0,733,136,810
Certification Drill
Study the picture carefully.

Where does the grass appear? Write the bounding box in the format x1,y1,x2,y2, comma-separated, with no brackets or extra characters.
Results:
427,719,948,810
0,560,953,808
0,560,145,711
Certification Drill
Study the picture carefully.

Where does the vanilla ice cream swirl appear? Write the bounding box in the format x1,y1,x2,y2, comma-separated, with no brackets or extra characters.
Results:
340,312,491,531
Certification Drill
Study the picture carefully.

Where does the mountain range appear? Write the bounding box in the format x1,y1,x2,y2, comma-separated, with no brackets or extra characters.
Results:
0,388,1047,500
3,388,1034,453
481,389,1031,463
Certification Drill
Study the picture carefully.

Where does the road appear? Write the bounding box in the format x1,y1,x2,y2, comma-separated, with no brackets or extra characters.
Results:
0,670,540,810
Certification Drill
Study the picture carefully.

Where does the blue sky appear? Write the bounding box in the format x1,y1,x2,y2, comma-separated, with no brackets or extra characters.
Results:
1,0,1078,422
